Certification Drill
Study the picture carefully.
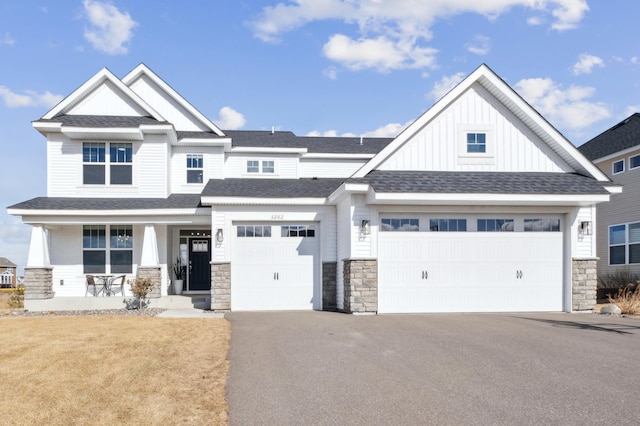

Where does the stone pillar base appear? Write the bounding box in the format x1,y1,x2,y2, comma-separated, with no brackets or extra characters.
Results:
23,267,54,300
322,262,337,311
211,262,231,312
572,258,597,311
137,267,162,299
343,259,377,314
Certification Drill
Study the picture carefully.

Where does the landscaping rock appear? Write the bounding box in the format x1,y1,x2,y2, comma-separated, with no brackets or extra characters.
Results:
600,304,622,315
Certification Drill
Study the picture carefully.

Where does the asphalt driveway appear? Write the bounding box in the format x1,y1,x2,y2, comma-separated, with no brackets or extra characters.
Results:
226,311,640,425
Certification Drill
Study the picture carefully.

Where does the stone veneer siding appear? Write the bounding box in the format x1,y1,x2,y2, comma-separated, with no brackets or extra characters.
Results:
137,267,162,299
343,259,377,314
23,267,54,300
211,262,231,312
322,262,337,311
572,258,597,311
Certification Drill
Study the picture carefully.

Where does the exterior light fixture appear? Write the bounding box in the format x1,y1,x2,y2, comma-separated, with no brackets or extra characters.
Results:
215,228,224,243
360,219,370,237
579,221,592,236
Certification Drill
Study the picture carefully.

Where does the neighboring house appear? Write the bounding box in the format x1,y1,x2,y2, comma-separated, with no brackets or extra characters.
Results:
0,257,17,288
8,64,620,313
578,114,640,279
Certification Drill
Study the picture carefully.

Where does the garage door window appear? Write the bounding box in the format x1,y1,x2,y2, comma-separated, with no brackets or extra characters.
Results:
282,225,315,237
381,218,419,232
524,219,560,232
237,225,272,238
429,219,467,232
477,219,514,232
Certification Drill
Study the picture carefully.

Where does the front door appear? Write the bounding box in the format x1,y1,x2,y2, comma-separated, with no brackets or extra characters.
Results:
188,238,211,291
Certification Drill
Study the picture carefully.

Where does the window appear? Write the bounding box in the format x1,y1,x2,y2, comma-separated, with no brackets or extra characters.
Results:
524,219,560,232
613,160,625,175
381,218,419,232
630,155,640,170
281,225,315,237
247,160,259,173
83,142,132,185
187,154,204,183
83,225,133,273
610,222,640,265
430,219,467,232
466,133,486,153
237,225,272,238
262,160,275,173
477,219,514,232
1,271,13,286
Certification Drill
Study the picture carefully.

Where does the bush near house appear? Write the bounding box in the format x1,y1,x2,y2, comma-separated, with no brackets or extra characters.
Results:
597,269,639,300
607,283,640,315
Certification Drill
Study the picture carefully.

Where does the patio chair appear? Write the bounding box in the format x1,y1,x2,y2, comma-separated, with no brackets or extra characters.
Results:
85,275,100,297
108,275,126,297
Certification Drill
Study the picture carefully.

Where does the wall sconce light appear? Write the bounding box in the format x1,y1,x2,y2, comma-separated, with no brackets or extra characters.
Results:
215,228,224,243
579,221,592,236
360,219,370,237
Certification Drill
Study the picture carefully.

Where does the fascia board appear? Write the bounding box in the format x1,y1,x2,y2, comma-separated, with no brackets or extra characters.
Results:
61,126,144,141
122,64,225,137
604,185,623,194
327,182,370,204
8,208,210,218
43,68,165,122
201,196,327,206
230,147,308,154
302,153,375,159
32,121,62,135
366,192,612,206
174,138,232,148
590,146,640,164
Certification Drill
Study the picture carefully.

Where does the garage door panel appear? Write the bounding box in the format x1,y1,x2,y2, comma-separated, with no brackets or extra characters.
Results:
378,232,563,313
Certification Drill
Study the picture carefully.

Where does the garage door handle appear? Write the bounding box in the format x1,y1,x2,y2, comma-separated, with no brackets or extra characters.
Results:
516,270,523,279
274,272,279,280
422,270,428,280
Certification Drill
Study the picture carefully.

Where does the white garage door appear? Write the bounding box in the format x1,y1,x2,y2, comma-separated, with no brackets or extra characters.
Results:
378,231,563,313
231,224,321,311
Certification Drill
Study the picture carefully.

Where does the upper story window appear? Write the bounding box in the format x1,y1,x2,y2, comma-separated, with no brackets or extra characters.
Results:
613,159,625,175
609,222,640,265
629,154,640,170
186,154,204,183
524,219,560,232
466,133,486,153
477,219,514,232
246,160,275,174
83,142,132,185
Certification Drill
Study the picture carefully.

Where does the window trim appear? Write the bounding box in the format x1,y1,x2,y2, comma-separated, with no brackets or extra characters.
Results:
457,125,495,164
245,159,276,174
83,224,133,274
610,222,640,266
629,154,640,171
82,142,133,186
186,154,204,184
612,159,625,175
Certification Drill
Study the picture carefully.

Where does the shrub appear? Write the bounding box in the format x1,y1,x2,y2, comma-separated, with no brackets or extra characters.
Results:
598,269,639,290
8,285,24,309
128,278,153,309
608,282,640,315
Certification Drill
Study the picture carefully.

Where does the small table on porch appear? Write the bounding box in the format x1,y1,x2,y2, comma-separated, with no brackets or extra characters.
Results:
94,275,115,296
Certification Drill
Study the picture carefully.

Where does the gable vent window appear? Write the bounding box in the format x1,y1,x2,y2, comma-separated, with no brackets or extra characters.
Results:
83,142,132,185
466,133,486,153
613,159,625,175
187,154,204,183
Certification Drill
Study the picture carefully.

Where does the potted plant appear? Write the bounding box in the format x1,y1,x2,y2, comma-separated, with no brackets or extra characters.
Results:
172,256,184,295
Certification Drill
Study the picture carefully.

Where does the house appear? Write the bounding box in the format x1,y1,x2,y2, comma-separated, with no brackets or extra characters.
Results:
0,257,17,288
578,114,640,280
8,63,620,313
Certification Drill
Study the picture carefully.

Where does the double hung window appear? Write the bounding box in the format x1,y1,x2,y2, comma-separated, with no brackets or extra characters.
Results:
83,142,132,185
187,154,204,183
83,225,133,273
609,222,640,265
246,160,275,174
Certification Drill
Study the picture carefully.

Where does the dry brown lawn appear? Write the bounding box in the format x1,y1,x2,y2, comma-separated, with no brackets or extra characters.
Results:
0,315,230,425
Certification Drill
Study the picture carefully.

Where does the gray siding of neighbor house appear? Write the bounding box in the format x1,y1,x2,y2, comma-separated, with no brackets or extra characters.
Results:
594,147,640,279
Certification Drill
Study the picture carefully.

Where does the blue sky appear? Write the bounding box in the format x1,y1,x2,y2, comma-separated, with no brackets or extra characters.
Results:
1,0,639,273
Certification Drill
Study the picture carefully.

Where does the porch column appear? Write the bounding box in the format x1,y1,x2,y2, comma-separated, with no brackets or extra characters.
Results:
24,225,53,300
138,224,161,298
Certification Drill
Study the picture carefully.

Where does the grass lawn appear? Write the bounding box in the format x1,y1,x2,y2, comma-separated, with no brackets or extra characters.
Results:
0,314,230,425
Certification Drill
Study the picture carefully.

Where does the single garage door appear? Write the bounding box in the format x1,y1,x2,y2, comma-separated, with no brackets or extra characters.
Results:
378,229,563,313
231,223,321,311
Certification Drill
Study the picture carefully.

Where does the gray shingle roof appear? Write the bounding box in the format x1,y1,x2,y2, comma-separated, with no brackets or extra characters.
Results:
354,171,611,194
36,114,165,127
0,257,16,267
8,194,203,210
578,113,640,160
202,178,346,198
177,131,220,140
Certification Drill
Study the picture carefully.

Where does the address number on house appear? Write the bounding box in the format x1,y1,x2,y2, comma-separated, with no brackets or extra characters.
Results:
271,215,284,220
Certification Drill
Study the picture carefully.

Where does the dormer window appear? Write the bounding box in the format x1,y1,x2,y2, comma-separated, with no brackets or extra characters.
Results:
466,133,486,153
247,160,260,173
246,160,275,174
187,154,204,183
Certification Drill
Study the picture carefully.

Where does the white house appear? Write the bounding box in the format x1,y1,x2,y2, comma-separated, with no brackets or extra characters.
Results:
8,63,620,313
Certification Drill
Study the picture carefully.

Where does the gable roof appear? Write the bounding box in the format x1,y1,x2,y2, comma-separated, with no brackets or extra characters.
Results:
202,178,345,199
578,113,640,161
38,114,165,127
7,194,204,211
0,257,16,268
122,64,225,136
354,64,609,182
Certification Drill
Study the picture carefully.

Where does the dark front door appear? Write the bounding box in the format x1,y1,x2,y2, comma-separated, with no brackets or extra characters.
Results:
188,238,211,291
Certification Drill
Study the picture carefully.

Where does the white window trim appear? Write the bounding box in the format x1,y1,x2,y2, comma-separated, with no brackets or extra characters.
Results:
245,159,276,175
612,159,625,175
81,142,134,187
186,153,205,184
457,125,495,165
629,154,640,171
609,221,640,266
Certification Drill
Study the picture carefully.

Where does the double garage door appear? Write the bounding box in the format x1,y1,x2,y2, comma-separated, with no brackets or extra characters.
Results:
231,223,321,311
378,222,564,313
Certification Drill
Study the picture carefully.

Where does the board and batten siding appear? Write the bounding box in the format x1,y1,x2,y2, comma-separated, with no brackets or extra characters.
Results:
224,153,298,178
170,146,224,194
378,84,572,173
68,80,149,117
594,150,640,277
127,75,209,131
299,159,368,178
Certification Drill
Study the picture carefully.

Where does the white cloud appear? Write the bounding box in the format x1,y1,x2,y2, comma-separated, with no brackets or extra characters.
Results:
214,106,246,130
362,121,412,138
82,0,138,55
1,32,15,46
515,77,611,130
623,105,640,118
323,66,338,80
428,72,466,101
0,86,63,108
572,53,604,75
527,16,543,26
251,1,589,72
466,35,490,56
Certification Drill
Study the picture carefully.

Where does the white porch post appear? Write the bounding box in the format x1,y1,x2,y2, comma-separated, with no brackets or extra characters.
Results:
140,224,159,267
27,224,50,267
